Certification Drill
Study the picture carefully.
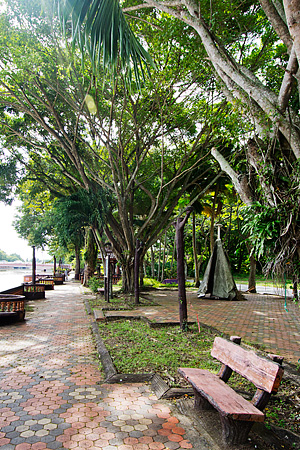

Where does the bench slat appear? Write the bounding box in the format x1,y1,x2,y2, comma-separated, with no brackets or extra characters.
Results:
211,337,283,393
178,368,265,422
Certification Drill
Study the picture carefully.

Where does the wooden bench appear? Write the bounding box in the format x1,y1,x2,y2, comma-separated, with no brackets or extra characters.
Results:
178,336,284,445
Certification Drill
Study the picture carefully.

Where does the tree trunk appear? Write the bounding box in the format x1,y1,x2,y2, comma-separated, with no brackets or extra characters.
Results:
248,254,257,293
122,261,134,293
157,239,161,281
192,212,200,287
83,228,98,286
175,208,193,331
292,278,298,301
170,233,176,274
140,257,145,287
134,239,143,304
284,0,300,63
151,245,155,278
161,232,167,282
210,188,218,253
74,243,81,280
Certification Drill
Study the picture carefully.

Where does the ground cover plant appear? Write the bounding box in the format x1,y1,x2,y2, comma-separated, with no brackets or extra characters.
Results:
98,319,218,384
92,300,300,437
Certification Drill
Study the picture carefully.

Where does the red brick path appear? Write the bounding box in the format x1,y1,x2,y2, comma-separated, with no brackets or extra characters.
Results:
0,283,204,450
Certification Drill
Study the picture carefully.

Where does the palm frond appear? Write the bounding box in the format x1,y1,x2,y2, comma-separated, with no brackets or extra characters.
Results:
57,0,154,84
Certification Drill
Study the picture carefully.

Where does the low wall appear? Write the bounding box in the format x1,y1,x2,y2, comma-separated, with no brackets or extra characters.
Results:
0,286,24,295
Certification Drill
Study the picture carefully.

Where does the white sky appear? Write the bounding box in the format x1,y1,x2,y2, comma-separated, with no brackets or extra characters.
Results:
0,202,51,261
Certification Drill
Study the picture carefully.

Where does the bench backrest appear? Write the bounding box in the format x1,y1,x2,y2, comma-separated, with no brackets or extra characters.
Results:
211,337,284,393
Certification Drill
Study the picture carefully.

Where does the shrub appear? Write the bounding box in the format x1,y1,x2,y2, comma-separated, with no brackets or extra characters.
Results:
88,276,102,293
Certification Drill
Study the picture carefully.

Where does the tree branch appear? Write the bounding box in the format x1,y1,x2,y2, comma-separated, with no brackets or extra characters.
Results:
211,147,253,205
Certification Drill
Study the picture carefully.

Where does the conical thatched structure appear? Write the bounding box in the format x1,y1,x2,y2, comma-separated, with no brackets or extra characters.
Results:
198,239,239,300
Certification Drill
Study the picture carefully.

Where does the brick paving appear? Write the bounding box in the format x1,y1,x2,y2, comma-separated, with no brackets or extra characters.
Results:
0,283,204,450
1,281,299,450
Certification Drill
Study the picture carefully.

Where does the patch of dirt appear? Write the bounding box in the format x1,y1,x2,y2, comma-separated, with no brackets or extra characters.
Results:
90,293,159,311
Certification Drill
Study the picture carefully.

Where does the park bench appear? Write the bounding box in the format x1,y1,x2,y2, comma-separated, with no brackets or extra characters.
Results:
162,278,178,284
178,336,284,445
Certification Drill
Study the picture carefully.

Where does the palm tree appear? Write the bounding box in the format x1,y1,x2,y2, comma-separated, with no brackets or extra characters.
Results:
57,0,153,81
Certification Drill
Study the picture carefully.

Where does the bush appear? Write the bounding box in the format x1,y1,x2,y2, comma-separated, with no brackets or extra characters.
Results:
88,276,102,293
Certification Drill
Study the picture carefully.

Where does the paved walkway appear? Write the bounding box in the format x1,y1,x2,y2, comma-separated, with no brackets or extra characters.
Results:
1,282,299,450
0,283,207,450
106,289,300,366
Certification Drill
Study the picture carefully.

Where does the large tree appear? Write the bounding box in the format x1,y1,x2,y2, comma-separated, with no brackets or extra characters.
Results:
0,1,225,292
59,0,300,275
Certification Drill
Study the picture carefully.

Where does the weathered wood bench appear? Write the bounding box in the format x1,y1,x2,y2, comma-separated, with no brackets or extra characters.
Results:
178,336,284,445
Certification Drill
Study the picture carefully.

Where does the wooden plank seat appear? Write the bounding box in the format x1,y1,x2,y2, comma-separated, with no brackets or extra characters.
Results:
178,336,284,445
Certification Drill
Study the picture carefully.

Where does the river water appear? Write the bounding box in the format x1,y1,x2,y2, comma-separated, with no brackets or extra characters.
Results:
0,269,51,292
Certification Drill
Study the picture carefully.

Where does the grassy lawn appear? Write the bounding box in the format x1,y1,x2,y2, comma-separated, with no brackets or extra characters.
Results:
140,276,292,290
233,274,292,289
97,320,219,384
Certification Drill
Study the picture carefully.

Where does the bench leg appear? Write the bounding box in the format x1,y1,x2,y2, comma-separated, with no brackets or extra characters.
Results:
193,389,214,411
220,416,254,445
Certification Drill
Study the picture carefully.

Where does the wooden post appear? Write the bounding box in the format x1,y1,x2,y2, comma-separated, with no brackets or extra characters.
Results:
32,246,36,285
53,255,56,275
134,239,143,305
192,212,200,287
216,223,222,240
104,255,110,302
174,208,193,331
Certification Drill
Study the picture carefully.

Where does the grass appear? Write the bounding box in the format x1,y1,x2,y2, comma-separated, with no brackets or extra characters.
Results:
97,320,219,384
233,274,292,289
142,276,290,291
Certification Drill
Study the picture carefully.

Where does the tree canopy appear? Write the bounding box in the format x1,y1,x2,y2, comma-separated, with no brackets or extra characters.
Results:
0,0,233,291
2,0,300,288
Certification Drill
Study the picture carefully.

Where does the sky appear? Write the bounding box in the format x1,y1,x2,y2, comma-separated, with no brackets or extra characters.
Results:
0,202,51,261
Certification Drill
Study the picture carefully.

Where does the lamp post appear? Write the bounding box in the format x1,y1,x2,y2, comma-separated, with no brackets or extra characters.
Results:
32,246,36,285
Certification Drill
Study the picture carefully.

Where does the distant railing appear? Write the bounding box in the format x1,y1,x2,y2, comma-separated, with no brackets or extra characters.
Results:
99,275,122,285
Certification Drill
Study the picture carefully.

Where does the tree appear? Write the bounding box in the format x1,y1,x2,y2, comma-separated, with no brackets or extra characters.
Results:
0,1,225,292
174,207,193,330
52,188,110,282
63,0,300,276
0,250,23,261
60,0,300,155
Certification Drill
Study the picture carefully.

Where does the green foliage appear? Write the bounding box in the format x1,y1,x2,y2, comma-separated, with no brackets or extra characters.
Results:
88,276,102,293
0,157,23,205
52,187,111,249
14,182,54,249
241,202,281,259
57,0,154,86
0,249,23,261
